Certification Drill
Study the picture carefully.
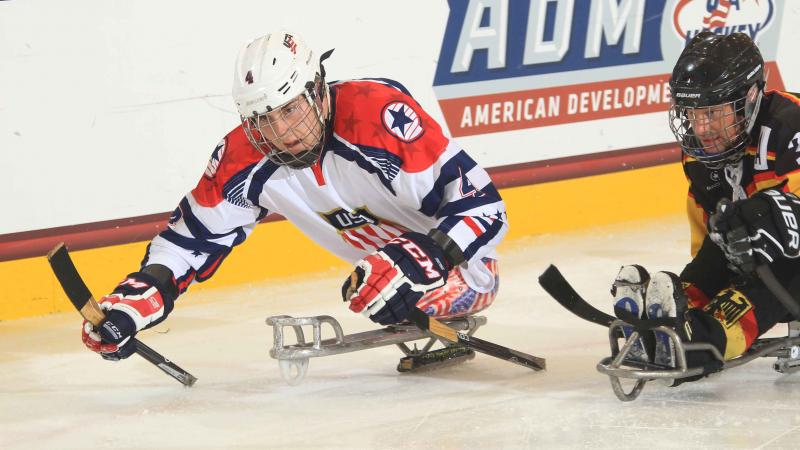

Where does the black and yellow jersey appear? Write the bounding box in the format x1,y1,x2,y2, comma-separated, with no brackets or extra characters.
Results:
683,90,800,256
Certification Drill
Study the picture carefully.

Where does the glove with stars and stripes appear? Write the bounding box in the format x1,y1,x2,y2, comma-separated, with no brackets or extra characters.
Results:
342,232,452,325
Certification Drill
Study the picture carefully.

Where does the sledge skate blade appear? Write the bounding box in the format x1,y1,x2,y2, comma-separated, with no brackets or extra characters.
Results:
397,346,476,373
266,314,486,385
598,319,800,401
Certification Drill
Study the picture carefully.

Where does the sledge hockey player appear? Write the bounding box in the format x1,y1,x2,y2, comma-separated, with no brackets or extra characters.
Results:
613,31,800,384
81,31,507,367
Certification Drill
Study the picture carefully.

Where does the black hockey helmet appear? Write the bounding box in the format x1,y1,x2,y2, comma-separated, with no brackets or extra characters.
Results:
668,32,765,169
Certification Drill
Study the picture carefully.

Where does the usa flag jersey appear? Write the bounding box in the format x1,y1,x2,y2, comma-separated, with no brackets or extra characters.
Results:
143,78,508,298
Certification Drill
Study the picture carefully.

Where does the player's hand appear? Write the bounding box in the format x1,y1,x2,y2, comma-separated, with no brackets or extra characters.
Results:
81,272,170,361
342,232,451,325
708,191,800,272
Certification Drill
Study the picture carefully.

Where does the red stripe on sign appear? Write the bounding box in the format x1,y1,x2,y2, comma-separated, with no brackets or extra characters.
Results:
439,62,784,138
439,73,672,137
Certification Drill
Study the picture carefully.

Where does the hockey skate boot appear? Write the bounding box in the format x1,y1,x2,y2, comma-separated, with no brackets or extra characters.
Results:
611,265,650,363
645,271,688,370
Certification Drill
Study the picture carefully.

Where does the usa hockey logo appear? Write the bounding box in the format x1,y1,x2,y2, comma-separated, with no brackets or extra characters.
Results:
382,102,423,143
673,0,774,43
204,140,226,179
321,207,409,251
283,34,297,54
322,207,379,231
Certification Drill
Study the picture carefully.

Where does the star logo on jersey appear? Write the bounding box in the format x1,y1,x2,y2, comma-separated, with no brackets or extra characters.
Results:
353,83,374,97
382,101,423,142
204,139,226,179
342,113,359,135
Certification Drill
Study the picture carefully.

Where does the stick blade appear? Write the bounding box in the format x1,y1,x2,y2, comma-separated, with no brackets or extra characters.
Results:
538,264,616,327
47,243,105,325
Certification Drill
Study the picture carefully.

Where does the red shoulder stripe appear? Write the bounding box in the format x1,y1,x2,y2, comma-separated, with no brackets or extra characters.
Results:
768,90,800,107
192,126,263,207
333,80,449,173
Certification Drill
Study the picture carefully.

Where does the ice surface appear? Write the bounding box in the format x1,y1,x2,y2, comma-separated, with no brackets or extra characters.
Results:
3,215,800,449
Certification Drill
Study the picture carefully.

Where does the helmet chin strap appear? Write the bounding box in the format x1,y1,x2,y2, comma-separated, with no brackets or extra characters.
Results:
270,148,321,169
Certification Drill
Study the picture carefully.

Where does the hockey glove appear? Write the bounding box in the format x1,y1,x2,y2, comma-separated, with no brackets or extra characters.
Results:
342,232,452,325
708,190,800,273
81,271,175,361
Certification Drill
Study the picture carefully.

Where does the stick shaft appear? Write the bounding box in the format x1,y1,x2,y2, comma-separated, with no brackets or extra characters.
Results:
408,307,545,371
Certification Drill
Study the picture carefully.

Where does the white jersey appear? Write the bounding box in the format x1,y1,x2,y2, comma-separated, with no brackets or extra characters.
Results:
143,79,508,296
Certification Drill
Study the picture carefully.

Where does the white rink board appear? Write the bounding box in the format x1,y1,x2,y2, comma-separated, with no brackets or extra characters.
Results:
2,1,800,233
3,217,800,449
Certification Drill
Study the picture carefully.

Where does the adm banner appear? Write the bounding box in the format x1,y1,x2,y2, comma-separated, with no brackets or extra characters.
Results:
434,0,784,140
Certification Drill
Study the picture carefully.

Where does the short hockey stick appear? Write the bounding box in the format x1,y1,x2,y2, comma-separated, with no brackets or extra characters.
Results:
407,307,546,371
540,263,800,325
538,264,616,327
47,243,197,387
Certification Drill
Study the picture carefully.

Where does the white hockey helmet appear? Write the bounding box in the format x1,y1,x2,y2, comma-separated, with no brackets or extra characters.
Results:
232,32,331,168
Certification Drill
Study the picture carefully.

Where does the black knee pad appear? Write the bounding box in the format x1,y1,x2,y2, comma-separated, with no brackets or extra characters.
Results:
675,309,726,383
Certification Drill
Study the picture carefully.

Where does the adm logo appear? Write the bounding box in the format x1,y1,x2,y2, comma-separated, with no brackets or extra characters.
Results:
673,0,774,43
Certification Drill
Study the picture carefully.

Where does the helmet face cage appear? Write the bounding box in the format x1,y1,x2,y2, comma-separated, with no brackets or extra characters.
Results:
242,77,329,169
668,84,762,169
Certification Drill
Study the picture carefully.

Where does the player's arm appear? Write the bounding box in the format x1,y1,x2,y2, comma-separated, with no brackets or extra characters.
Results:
345,146,506,325
701,121,800,277
424,146,507,267
83,137,268,360
340,83,506,324
679,163,735,306
771,118,800,196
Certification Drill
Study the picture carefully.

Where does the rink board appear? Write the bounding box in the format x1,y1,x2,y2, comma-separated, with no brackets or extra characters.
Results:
0,163,686,320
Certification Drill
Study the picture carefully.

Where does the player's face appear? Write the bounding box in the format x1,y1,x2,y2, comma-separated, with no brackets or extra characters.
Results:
685,103,742,154
257,93,326,155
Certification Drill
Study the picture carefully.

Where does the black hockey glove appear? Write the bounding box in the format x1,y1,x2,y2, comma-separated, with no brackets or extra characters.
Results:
342,232,451,325
708,190,800,273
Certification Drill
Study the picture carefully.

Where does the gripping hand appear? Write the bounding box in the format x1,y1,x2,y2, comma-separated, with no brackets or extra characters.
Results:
81,272,173,361
342,232,452,325
708,190,800,273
